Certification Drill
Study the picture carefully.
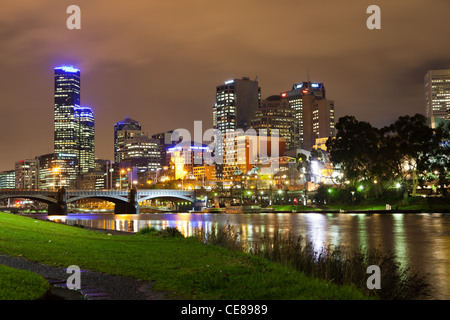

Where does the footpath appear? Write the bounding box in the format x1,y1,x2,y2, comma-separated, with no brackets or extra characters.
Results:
0,253,168,300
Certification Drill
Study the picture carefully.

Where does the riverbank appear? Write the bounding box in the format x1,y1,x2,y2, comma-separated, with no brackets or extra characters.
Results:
0,211,371,300
203,204,450,214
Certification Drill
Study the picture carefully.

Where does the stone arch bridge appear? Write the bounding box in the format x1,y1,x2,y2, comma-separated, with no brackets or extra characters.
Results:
0,188,198,214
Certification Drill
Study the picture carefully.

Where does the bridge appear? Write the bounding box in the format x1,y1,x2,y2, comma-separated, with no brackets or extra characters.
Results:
0,188,198,215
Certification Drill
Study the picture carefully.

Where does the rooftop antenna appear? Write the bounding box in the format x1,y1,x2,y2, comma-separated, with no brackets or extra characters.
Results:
307,66,310,82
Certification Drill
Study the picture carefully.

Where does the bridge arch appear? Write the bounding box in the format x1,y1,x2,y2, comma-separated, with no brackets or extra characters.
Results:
0,194,57,205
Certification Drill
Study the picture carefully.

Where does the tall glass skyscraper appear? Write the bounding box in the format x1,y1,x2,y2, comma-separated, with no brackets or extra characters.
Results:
53,66,95,185
74,106,95,174
54,66,81,157
284,81,335,151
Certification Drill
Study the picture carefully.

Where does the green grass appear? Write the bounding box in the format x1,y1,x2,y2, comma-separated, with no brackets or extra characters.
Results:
0,212,370,300
0,265,49,300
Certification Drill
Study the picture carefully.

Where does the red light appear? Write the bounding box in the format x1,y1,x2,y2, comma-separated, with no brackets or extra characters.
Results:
281,93,287,98
302,90,308,94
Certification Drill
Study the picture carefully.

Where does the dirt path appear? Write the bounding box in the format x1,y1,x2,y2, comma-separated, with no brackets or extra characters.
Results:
0,254,168,300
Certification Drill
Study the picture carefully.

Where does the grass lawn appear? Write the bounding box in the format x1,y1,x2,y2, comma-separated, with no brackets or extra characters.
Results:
0,212,371,300
0,264,49,300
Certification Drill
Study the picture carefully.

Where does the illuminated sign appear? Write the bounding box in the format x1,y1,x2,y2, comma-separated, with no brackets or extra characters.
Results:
311,83,320,88
295,83,303,89
225,80,234,85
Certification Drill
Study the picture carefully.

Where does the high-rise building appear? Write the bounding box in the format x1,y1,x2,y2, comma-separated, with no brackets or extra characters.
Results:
284,81,335,151
213,77,261,179
53,66,95,182
251,94,295,151
74,106,95,174
114,117,142,163
54,66,81,158
15,159,39,189
152,130,177,168
213,77,261,133
425,69,450,128
0,170,15,189
114,118,161,173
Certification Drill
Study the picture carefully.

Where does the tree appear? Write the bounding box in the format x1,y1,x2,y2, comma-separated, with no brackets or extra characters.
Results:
382,114,437,196
326,116,384,186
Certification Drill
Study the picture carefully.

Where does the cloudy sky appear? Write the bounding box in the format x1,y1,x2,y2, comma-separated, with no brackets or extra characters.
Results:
0,0,449,171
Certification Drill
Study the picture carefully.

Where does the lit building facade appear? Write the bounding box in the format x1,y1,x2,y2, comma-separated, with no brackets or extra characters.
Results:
54,66,81,159
0,170,15,189
213,77,261,179
284,81,335,151
425,69,450,127
74,106,95,174
168,142,211,180
37,153,77,189
222,130,286,180
53,66,95,182
114,117,142,163
15,159,39,189
251,94,295,150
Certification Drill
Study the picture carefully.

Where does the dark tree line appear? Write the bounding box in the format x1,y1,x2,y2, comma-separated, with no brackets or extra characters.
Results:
326,114,450,197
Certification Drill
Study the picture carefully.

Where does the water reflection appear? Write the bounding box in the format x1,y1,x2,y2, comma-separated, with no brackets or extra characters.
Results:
40,212,449,300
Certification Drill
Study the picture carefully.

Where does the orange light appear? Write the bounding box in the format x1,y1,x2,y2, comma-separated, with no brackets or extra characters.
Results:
281,93,287,98
302,90,308,94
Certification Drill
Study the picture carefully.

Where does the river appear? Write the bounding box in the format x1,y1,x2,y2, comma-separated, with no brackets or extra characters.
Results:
31,212,450,300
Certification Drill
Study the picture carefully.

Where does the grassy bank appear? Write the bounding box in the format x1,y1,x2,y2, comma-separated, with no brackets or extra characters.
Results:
0,265,49,300
0,212,370,300
195,225,432,300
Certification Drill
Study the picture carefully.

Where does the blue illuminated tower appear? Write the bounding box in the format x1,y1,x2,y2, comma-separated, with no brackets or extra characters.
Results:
53,66,95,186
54,66,81,157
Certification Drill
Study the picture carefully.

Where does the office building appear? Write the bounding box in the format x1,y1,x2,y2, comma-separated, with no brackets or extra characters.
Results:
37,153,78,189
213,77,261,179
251,94,295,151
15,159,39,189
152,130,177,168
75,106,95,174
425,69,450,128
53,66,95,180
0,170,15,189
284,81,335,151
114,117,142,163
222,131,286,180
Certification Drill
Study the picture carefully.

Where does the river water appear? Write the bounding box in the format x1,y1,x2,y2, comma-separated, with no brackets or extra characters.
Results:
34,212,449,300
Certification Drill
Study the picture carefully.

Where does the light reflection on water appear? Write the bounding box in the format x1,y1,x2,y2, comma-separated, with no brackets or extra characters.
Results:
41,212,449,300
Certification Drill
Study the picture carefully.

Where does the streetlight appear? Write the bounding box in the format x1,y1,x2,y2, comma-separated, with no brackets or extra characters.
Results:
120,169,125,191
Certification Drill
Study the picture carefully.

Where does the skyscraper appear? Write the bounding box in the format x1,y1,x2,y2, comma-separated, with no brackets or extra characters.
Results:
53,66,95,186
425,69,450,128
213,77,261,133
284,81,335,151
74,106,95,174
114,117,142,163
213,77,261,179
251,94,296,150
54,66,81,157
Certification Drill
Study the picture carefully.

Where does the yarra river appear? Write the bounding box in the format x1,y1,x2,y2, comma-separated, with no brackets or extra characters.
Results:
32,212,449,299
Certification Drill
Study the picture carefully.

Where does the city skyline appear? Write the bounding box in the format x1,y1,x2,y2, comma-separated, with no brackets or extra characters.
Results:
1,1,449,171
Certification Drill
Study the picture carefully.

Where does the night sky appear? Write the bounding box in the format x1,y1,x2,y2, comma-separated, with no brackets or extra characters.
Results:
0,0,449,172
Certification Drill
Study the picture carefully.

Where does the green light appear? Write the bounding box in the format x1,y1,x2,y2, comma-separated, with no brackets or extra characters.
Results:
358,185,364,191
328,189,333,194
